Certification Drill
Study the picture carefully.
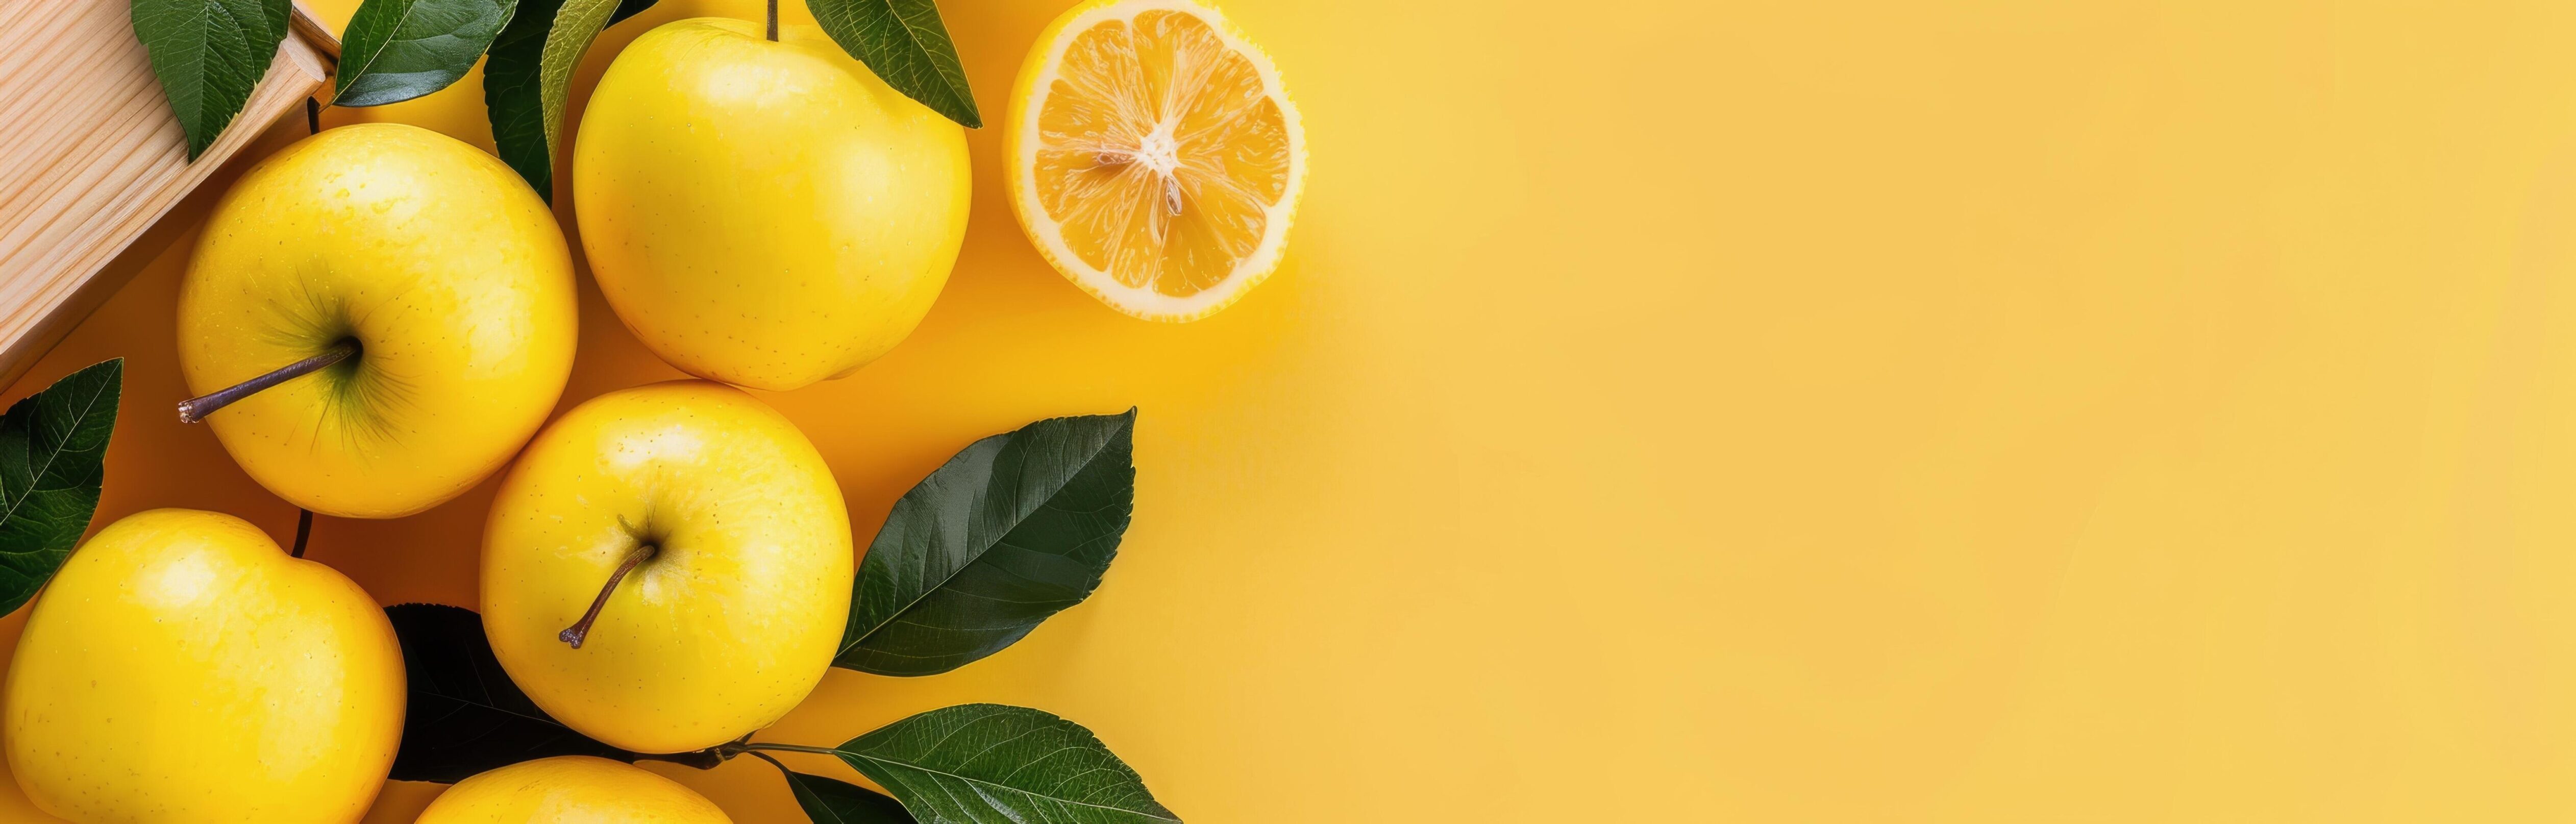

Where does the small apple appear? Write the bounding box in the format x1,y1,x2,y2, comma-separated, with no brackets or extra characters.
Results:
482,381,852,754
177,123,578,518
573,18,971,391
414,756,730,823
3,508,405,822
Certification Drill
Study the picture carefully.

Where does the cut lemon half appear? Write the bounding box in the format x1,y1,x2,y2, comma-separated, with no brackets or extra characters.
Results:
1006,0,1308,322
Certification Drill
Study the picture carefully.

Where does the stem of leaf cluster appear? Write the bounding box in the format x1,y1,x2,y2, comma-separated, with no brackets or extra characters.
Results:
738,742,840,757
631,739,835,773
177,338,358,423
631,733,755,770
559,543,657,648
291,508,313,559
766,0,778,41
745,749,795,776
634,748,728,770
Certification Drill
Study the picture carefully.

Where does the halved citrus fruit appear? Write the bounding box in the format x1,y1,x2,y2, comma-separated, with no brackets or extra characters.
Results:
1006,0,1308,322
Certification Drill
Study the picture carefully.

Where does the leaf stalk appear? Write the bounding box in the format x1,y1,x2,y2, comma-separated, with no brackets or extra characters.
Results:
737,741,843,757
633,748,729,770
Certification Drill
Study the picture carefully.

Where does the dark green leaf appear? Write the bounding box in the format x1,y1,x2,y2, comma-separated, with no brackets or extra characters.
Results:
836,409,1136,676
0,359,121,616
782,767,918,823
482,0,651,200
480,0,562,200
809,0,980,128
830,704,1178,824
130,0,292,158
385,603,639,782
334,0,518,107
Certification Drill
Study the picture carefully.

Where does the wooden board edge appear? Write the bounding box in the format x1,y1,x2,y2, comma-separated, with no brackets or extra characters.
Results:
0,29,336,394
292,0,342,61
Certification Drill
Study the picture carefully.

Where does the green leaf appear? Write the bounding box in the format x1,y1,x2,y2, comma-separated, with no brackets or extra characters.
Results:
836,409,1136,676
130,0,292,158
482,0,652,200
480,0,562,200
0,360,122,616
385,603,640,782
782,768,917,823
830,704,1177,824
334,0,518,107
808,0,981,128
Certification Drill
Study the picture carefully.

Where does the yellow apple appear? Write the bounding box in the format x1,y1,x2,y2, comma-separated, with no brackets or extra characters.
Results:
3,508,405,822
572,18,971,391
481,381,852,754
178,123,577,519
413,756,730,823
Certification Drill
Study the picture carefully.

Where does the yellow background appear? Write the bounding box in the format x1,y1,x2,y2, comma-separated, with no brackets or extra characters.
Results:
8,0,2576,820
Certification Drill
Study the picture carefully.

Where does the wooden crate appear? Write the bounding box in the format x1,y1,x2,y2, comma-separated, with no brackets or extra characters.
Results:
0,1,339,391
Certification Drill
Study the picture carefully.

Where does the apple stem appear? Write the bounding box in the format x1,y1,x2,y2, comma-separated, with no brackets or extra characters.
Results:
305,97,320,134
291,508,314,559
177,338,359,423
765,0,778,41
559,543,657,649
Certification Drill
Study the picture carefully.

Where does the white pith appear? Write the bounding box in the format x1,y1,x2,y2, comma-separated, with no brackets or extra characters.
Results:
1014,0,1308,320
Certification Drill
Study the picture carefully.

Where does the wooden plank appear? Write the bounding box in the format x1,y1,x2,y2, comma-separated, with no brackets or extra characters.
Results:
0,1,339,391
